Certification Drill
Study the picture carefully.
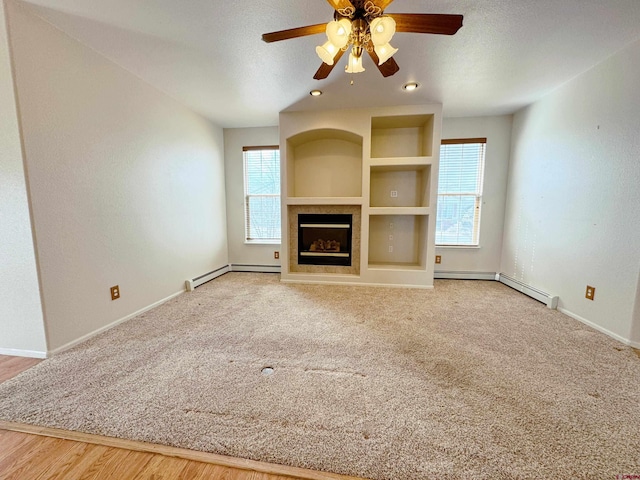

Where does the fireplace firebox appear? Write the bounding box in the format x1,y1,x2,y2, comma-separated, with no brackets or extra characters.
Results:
298,214,352,266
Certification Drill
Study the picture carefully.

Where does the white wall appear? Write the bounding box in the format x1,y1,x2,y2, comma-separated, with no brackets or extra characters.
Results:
224,126,280,267
0,0,47,356
6,0,228,352
437,115,512,275
502,37,640,345
633,271,640,345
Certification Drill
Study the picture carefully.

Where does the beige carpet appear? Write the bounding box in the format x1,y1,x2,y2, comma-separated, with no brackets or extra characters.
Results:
1,273,639,479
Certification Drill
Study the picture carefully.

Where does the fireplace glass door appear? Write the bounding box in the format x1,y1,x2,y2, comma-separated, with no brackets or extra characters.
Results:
298,214,352,266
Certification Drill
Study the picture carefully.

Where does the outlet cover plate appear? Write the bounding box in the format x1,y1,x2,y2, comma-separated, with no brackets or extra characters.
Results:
585,285,595,300
110,285,120,301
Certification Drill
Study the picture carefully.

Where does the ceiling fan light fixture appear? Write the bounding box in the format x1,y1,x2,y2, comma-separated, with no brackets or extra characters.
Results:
374,43,398,65
316,41,339,65
326,18,352,48
262,7,464,81
345,51,365,73
370,16,396,45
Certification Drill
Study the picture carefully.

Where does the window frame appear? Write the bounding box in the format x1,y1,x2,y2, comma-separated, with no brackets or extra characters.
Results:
243,145,281,244
436,138,487,247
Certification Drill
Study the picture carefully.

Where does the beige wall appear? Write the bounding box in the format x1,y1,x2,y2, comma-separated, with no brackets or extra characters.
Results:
0,0,47,356
502,37,640,345
223,126,280,267
6,0,228,352
436,115,513,275
223,117,512,276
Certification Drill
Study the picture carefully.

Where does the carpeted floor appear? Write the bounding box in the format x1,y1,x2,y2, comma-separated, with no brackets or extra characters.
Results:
1,273,639,479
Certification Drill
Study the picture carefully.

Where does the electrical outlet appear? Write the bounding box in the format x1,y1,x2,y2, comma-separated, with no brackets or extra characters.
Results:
110,285,120,301
585,285,595,301
390,190,398,198
274,251,280,259
435,255,442,264
389,235,393,241
389,222,394,229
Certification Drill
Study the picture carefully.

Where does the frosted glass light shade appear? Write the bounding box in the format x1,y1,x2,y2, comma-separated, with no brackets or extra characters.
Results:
370,16,396,45
345,52,365,73
326,18,352,49
374,42,398,64
316,41,339,65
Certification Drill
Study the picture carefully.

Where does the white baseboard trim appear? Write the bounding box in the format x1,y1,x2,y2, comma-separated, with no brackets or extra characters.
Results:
434,271,497,281
558,307,634,347
185,265,231,291
47,289,184,357
230,264,281,273
0,348,47,359
497,273,559,309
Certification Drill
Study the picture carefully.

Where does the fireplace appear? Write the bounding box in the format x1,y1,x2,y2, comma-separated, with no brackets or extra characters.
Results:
298,214,352,266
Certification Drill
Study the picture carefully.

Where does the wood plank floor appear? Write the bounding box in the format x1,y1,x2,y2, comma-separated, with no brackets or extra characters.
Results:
0,355,362,480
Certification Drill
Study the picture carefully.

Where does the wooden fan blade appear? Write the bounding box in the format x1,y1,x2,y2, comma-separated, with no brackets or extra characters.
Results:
325,0,355,15
262,23,327,43
372,0,395,11
366,44,400,77
313,49,346,80
392,13,463,35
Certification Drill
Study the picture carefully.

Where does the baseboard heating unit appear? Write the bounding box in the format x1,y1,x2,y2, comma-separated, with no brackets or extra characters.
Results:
498,273,558,309
230,264,281,273
434,271,497,281
185,265,230,291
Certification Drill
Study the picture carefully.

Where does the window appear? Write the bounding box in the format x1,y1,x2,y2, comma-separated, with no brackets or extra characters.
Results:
243,146,280,242
436,138,486,246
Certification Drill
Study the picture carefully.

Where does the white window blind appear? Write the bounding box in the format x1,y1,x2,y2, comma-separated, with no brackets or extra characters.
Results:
243,146,281,242
436,138,486,246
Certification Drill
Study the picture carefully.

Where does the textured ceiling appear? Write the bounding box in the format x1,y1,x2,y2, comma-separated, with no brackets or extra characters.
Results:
16,0,640,128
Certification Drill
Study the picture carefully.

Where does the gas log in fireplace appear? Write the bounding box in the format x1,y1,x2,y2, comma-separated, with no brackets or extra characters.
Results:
298,214,352,266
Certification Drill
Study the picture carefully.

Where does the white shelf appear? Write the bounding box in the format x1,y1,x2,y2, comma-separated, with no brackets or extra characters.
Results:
368,263,425,271
287,197,363,205
368,157,433,167
368,207,430,215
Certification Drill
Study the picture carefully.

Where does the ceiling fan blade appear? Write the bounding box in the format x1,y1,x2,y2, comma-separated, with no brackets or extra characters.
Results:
366,44,400,77
313,49,346,80
325,0,356,15
262,24,327,43
392,13,463,35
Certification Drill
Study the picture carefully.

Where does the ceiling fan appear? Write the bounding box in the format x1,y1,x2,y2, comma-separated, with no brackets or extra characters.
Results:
262,0,463,80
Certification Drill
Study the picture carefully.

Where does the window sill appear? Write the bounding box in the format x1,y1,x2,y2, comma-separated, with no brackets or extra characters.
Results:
245,240,281,245
435,245,481,249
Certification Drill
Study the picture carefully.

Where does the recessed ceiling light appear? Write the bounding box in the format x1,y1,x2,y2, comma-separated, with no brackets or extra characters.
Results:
310,89,323,96
402,82,419,91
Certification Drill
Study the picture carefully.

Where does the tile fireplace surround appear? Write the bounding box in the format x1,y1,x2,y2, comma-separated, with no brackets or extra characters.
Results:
288,205,361,275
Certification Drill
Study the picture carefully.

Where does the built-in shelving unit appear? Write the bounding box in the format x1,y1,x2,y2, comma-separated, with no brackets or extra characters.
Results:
286,129,363,200
370,114,434,158
370,165,431,208
368,214,427,268
279,105,441,288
